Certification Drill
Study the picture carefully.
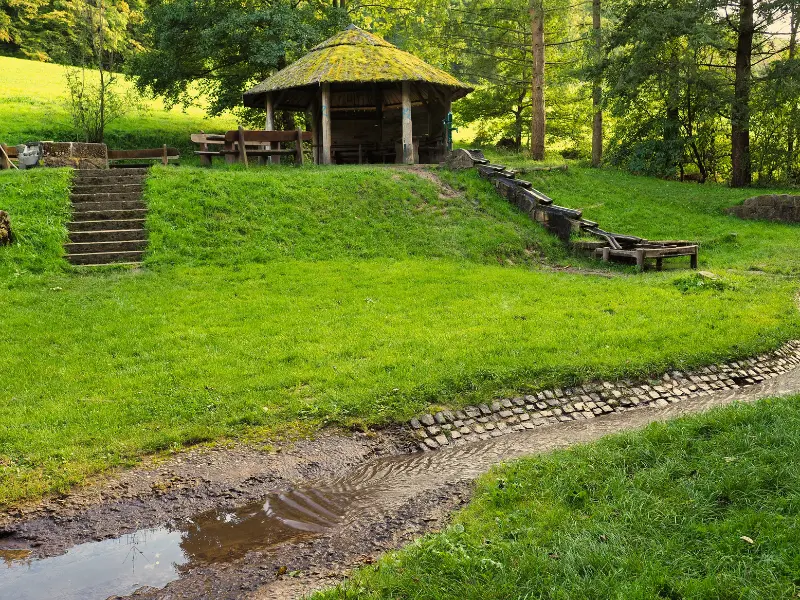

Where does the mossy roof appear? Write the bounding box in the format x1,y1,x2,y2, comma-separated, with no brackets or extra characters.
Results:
243,26,472,102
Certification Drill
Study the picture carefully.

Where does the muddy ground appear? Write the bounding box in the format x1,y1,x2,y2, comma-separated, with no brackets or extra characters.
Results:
2,364,799,600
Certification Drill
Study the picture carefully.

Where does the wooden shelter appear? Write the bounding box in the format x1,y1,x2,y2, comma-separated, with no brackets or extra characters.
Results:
242,25,472,165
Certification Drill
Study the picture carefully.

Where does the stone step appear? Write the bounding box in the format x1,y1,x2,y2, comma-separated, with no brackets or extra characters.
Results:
68,229,146,243
66,250,145,266
71,192,143,203
77,168,150,176
71,183,144,195
67,219,146,232
70,208,148,221
72,200,146,212
74,174,147,185
64,239,148,255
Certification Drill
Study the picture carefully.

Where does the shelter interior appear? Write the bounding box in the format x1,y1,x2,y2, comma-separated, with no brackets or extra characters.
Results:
257,81,454,165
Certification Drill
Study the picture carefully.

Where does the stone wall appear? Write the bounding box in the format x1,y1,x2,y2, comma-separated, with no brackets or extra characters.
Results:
409,340,800,450
728,195,800,223
39,142,108,169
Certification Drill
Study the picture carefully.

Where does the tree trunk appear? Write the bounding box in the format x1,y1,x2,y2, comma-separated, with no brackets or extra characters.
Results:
731,0,754,187
530,0,545,161
787,5,798,178
591,0,603,167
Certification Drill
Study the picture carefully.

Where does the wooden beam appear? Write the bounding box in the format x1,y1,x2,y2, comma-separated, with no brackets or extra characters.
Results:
401,81,413,164
321,83,332,165
1,144,17,170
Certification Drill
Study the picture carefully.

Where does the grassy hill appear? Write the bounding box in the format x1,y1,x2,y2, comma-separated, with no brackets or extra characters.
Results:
0,56,236,154
1,162,799,505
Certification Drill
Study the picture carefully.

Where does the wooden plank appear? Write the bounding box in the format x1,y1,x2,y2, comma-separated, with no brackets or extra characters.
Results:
238,126,248,167
221,149,296,156
190,134,225,143
108,148,179,159
321,83,332,165
221,130,313,144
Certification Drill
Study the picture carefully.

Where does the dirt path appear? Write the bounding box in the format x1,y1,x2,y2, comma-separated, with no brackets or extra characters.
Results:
2,361,799,600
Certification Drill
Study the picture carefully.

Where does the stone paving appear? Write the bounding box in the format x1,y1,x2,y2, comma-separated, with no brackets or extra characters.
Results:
409,340,800,450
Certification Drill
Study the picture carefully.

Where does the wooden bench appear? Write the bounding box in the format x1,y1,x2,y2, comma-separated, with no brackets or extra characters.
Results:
595,241,698,271
109,145,179,167
192,127,312,167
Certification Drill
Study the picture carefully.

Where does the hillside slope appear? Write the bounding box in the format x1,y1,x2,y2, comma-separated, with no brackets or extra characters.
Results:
0,164,798,505
0,56,236,154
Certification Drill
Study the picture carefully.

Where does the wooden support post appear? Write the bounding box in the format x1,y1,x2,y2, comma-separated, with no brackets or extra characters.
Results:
238,125,249,168
199,130,211,167
224,140,235,164
690,251,698,269
635,248,646,272
162,144,168,166
308,100,319,164
321,83,332,165
295,128,304,165
401,81,413,164
264,93,275,165
602,247,610,262
656,257,664,271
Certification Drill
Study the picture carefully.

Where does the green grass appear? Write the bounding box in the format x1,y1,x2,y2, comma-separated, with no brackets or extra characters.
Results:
0,56,237,154
0,162,799,505
316,395,800,599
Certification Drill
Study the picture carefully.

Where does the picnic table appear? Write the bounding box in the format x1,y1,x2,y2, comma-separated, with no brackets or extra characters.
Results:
191,127,311,167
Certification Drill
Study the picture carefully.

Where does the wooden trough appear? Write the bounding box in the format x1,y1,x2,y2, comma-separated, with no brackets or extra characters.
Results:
457,150,698,272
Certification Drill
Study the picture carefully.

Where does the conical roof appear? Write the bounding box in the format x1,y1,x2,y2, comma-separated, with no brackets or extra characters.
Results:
242,25,472,107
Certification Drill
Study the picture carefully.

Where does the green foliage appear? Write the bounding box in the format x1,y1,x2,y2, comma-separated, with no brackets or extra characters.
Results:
316,395,800,599
0,0,146,63
128,0,348,115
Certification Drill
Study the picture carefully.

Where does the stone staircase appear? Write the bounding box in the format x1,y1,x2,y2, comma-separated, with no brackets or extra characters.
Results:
65,168,149,266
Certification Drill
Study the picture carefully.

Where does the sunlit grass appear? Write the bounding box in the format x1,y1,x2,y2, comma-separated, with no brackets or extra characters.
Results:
317,395,800,599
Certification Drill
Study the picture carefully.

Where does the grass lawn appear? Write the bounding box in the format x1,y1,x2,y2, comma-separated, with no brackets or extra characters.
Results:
315,395,800,599
0,163,799,506
0,56,237,154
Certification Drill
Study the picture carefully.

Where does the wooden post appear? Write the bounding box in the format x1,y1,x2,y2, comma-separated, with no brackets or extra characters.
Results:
602,247,610,262
401,81,413,164
690,250,698,269
310,99,321,164
295,128,304,165
162,144,168,166
321,83,332,165
635,248,646,272
238,125,249,168
265,93,275,165
199,130,211,167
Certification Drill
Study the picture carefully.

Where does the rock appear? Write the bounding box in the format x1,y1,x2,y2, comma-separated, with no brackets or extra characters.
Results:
0,211,11,245
442,148,486,170
419,414,435,426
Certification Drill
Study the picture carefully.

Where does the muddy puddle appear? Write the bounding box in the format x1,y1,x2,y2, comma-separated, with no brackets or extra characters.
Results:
2,366,799,600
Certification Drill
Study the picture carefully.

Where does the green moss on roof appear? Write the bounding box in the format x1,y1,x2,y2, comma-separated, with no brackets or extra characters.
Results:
244,26,472,97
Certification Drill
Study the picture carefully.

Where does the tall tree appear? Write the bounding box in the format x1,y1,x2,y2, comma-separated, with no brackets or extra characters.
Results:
530,0,546,159
730,0,755,187
591,0,603,166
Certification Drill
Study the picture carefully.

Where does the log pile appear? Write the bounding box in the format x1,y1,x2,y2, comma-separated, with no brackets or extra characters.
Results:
447,150,698,271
